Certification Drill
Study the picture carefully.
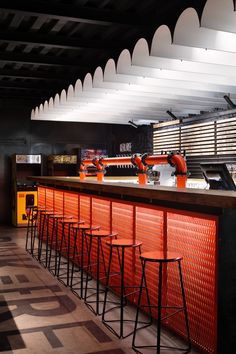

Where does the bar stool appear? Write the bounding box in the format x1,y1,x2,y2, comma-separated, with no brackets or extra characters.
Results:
70,223,100,299
132,251,191,354
84,229,118,315
25,206,38,256
102,238,151,339
37,209,54,266
57,217,85,286
47,213,65,275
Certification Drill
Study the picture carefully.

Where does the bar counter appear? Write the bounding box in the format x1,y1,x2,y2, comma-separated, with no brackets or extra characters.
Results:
29,176,236,354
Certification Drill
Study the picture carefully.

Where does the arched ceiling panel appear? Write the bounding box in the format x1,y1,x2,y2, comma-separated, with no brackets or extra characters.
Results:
32,0,236,125
202,0,235,33
174,7,236,53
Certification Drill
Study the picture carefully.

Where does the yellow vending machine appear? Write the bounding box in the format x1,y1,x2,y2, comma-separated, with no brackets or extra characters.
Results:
11,154,42,227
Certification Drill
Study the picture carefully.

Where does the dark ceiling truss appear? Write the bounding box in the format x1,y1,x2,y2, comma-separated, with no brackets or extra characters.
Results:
0,68,79,81
0,1,154,27
0,30,127,51
0,0,208,108
0,51,87,67
0,81,63,92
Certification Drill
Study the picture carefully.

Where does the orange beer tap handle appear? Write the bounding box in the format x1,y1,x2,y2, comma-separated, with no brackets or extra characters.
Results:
92,157,104,182
131,154,148,185
79,162,87,181
80,152,187,187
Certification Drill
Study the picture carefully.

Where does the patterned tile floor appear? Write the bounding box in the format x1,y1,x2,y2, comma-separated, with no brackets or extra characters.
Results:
0,226,201,354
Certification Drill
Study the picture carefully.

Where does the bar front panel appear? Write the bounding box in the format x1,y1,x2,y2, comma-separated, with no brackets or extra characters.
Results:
38,185,217,354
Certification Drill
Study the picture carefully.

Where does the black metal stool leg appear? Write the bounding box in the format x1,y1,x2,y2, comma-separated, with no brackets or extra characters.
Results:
31,209,38,256
70,228,78,289
38,212,46,262
157,262,163,354
178,260,191,352
132,251,191,354
102,240,149,339
70,228,90,299
57,222,67,281
132,259,147,351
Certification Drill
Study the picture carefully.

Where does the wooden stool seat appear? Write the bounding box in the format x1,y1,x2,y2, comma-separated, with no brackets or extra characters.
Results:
106,238,142,248
58,217,80,224
73,223,100,230
42,210,55,216
38,208,53,213
141,251,183,263
49,214,64,219
85,229,118,238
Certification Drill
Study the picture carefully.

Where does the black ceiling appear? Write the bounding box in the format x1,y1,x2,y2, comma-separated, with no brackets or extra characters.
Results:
0,0,207,105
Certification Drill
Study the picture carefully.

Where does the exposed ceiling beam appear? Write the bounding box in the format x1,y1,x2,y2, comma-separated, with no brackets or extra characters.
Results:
0,1,153,27
0,80,60,91
0,51,84,67
0,68,81,81
0,30,126,51
0,91,48,101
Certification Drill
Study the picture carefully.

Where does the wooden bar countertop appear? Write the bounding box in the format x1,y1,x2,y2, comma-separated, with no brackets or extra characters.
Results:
28,176,236,210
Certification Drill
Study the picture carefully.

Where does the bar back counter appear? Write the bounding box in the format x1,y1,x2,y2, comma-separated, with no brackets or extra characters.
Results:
28,176,236,354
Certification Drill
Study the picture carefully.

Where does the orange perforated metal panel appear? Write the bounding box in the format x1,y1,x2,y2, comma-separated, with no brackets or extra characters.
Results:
37,186,46,208
167,212,217,354
135,206,164,311
64,191,79,219
54,189,64,214
45,187,53,210
112,202,135,291
89,197,111,283
37,186,218,354
92,197,110,230
79,194,91,224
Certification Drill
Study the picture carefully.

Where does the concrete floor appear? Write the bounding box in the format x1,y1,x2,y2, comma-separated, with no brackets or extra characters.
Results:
0,226,201,354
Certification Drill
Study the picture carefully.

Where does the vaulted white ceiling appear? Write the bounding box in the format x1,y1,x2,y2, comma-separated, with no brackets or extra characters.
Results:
31,0,236,125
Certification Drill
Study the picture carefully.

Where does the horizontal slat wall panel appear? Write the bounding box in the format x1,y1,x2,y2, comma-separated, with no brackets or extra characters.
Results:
153,127,180,154
217,117,236,155
181,122,215,157
167,212,217,354
153,117,236,178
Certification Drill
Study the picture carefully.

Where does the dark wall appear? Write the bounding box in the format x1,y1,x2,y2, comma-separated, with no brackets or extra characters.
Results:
0,99,150,224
